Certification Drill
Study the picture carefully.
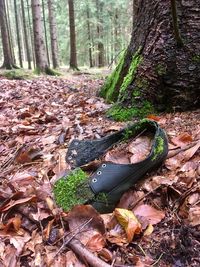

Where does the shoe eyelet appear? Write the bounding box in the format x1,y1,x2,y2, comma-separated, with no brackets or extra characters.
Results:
74,142,79,146
68,156,72,160
97,171,102,175
102,164,106,168
92,178,97,183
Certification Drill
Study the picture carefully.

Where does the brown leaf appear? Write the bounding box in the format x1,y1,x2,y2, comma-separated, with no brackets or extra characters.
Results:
0,196,37,212
86,233,106,252
133,204,165,225
183,141,200,161
128,136,152,163
15,146,42,164
171,133,193,147
67,205,105,245
104,150,130,164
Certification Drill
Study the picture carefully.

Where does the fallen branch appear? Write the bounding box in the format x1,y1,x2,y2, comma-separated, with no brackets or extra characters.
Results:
68,238,111,267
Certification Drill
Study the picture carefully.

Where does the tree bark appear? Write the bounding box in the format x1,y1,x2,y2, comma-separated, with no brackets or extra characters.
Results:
26,0,36,68
21,0,32,69
47,0,59,68
42,0,50,66
31,0,49,73
86,4,93,68
96,0,104,68
5,0,16,65
101,0,200,111
0,0,16,69
14,0,23,68
68,0,78,70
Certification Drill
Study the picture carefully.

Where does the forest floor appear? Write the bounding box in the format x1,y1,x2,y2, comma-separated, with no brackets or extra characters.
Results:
0,72,199,267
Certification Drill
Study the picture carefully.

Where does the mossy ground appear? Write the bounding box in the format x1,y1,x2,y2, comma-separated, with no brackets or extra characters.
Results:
0,69,33,80
53,168,93,211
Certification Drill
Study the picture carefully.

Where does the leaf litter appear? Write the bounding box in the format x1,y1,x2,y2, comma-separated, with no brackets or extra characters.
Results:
0,74,199,266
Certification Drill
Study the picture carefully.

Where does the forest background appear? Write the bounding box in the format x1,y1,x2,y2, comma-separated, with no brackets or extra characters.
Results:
0,0,132,70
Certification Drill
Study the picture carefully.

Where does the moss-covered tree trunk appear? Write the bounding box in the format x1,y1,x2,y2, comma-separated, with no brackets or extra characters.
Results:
101,0,200,116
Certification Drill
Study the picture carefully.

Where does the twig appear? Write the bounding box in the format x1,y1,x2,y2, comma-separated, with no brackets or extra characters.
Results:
68,238,111,267
129,185,162,210
172,183,200,212
55,218,93,257
151,253,163,266
167,141,198,158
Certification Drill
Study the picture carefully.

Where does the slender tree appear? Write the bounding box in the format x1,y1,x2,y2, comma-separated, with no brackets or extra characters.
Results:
31,0,49,73
96,0,104,67
47,0,59,68
21,0,32,69
0,0,17,68
68,0,78,70
14,0,23,67
42,0,50,65
86,4,93,68
26,0,35,68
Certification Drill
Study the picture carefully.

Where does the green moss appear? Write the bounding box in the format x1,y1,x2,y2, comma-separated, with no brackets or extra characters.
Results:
53,168,94,211
155,64,167,76
100,50,126,102
192,55,200,63
118,48,142,102
94,192,108,204
152,136,164,161
34,67,61,76
0,69,31,80
106,101,154,122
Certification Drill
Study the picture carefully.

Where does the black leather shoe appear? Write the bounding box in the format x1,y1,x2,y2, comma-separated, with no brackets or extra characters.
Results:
62,119,168,213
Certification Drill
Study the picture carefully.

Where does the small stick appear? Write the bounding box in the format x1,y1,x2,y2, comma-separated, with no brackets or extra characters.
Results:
167,141,198,158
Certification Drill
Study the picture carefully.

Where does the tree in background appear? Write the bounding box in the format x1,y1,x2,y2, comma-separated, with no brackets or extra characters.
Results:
0,0,18,69
47,0,59,68
68,0,78,70
14,0,23,68
31,0,49,73
101,0,200,115
42,0,50,66
21,0,32,69
96,0,104,67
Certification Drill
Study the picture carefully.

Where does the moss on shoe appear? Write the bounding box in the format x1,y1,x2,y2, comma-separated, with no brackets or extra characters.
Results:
53,168,94,211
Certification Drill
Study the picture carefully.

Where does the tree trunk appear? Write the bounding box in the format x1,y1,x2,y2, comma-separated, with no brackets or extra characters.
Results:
21,0,32,69
14,0,23,68
86,5,93,68
101,0,200,113
68,0,78,70
47,0,59,68
42,0,50,66
96,0,104,68
26,0,36,68
31,0,49,73
0,0,16,69
5,0,16,65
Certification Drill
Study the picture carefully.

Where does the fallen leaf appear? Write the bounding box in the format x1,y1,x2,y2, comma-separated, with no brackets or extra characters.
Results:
171,133,193,147
86,233,105,252
67,205,105,245
133,204,165,225
143,224,154,236
114,208,141,242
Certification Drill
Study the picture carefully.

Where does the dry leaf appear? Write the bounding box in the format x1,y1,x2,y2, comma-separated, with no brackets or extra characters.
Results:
114,208,141,242
133,204,165,225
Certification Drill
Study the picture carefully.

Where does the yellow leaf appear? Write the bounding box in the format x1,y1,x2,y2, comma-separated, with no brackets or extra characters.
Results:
143,224,154,236
114,208,141,242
